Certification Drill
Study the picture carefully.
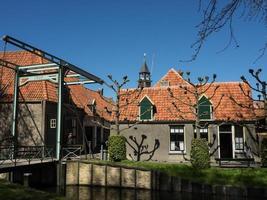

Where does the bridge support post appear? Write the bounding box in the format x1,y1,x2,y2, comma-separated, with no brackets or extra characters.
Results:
11,67,19,157
56,66,64,160
57,161,66,186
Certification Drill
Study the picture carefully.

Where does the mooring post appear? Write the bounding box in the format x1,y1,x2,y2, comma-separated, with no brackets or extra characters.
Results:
100,145,103,160
23,173,32,187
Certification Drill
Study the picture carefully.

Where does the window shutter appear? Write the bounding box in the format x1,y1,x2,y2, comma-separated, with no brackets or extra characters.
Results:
140,97,153,120
199,96,212,120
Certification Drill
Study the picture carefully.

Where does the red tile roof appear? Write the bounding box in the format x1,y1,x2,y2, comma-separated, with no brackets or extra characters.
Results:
0,51,57,102
68,84,113,121
0,51,112,121
120,69,257,122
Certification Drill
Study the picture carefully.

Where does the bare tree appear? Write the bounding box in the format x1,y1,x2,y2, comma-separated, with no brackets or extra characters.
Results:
98,75,157,134
230,68,266,131
100,75,143,135
92,75,162,161
187,0,267,62
167,71,224,139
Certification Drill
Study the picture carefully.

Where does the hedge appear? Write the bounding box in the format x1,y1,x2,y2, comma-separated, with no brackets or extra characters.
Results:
261,138,267,167
108,135,126,162
190,138,210,169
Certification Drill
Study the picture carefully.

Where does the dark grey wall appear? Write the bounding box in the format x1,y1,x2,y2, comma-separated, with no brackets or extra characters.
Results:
112,123,259,162
114,124,194,162
0,102,44,146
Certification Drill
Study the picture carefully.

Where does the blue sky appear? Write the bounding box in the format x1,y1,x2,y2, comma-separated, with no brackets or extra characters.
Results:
0,0,266,97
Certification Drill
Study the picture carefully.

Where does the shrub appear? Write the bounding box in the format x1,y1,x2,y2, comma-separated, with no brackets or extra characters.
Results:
108,135,126,162
261,138,267,166
190,138,210,169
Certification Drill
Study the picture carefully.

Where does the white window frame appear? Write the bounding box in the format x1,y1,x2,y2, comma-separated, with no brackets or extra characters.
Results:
234,125,245,153
169,125,186,154
50,119,56,129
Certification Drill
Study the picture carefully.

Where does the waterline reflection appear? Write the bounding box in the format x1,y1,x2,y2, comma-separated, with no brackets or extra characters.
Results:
63,186,253,200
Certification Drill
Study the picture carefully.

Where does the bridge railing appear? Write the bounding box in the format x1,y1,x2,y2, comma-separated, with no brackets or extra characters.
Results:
0,145,54,166
61,145,82,160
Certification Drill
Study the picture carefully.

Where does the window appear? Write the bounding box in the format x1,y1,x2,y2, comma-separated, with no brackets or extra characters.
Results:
160,80,169,87
198,96,212,120
194,127,208,140
139,96,154,120
50,119,56,128
89,99,96,115
170,126,184,152
235,126,244,150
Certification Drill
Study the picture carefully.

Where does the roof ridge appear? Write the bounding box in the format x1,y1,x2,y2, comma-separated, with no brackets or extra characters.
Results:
0,50,28,54
211,81,244,84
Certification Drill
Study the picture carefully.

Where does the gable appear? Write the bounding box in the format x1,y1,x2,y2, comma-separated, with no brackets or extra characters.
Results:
154,68,188,87
199,95,212,106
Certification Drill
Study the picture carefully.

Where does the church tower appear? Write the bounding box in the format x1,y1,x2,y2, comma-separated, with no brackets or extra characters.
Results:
138,54,151,88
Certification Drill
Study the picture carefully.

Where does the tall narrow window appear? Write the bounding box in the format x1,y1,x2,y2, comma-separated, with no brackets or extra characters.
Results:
139,96,154,120
198,96,212,120
235,126,244,151
170,126,184,152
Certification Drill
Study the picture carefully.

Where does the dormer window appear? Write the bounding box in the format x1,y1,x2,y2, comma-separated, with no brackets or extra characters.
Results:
198,96,212,120
139,96,154,120
88,99,96,115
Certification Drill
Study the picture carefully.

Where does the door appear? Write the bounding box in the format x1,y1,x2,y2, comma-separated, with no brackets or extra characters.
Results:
85,126,93,153
220,133,233,158
45,115,57,156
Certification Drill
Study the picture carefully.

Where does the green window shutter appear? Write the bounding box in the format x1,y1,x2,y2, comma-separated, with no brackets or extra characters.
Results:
140,97,153,120
198,96,212,120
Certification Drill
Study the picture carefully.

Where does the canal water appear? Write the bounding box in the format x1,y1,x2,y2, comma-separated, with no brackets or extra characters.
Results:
41,186,263,200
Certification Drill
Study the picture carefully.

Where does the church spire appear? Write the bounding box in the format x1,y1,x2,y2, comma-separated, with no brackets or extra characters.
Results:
138,53,151,88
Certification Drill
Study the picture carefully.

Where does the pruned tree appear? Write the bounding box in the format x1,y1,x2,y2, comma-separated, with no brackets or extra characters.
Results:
167,71,224,168
94,75,158,134
230,68,266,128
167,71,224,139
101,75,143,135
229,68,266,157
92,75,161,161
187,0,267,62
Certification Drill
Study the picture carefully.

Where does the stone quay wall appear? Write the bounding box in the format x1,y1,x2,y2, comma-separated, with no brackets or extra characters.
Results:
65,161,267,199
